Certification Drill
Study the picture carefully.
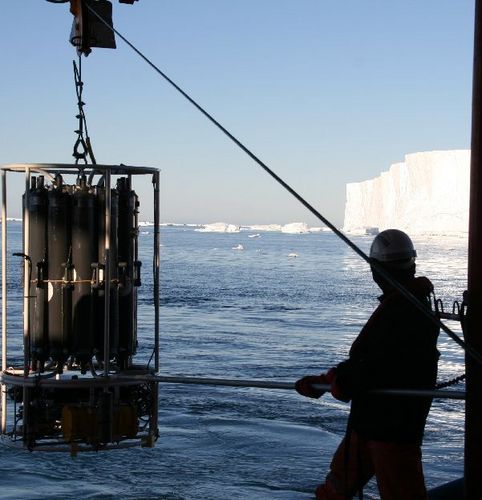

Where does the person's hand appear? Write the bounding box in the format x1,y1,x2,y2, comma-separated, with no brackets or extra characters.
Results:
295,374,330,399
330,378,351,402
326,367,351,402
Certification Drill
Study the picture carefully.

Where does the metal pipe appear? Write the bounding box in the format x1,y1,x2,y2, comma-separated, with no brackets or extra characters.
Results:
1,163,159,176
103,170,111,377
23,169,30,376
150,375,466,400
22,168,30,445
0,371,466,400
466,0,482,496
153,171,160,372
1,170,7,433
151,171,161,441
438,311,463,322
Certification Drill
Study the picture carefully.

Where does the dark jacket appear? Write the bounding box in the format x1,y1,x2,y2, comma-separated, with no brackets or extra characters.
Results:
336,276,440,445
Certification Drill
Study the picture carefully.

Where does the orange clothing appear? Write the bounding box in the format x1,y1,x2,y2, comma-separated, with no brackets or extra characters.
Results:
316,430,427,500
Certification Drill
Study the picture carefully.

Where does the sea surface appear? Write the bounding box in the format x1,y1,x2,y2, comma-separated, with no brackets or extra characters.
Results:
0,223,467,499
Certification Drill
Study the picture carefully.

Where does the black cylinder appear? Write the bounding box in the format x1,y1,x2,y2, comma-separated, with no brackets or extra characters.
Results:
117,177,139,367
47,179,72,365
71,178,97,369
27,177,49,368
95,186,119,361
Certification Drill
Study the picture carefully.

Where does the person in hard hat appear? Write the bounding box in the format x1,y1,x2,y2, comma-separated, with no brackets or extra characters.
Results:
296,229,440,500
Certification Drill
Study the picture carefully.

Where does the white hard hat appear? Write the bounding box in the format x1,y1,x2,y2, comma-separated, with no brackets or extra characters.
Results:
369,229,416,269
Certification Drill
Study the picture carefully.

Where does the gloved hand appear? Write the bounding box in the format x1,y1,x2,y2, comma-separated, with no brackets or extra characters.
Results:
330,377,351,402
295,373,331,399
331,361,353,402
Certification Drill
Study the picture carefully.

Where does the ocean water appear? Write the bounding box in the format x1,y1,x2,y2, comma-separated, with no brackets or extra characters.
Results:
0,223,466,499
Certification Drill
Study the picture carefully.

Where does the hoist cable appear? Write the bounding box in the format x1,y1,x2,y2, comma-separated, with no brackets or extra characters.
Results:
85,4,482,367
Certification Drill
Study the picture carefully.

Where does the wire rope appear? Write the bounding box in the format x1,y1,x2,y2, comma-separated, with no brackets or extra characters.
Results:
85,4,482,367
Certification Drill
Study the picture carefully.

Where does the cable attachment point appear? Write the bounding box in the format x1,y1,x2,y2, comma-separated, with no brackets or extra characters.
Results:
69,0,116,56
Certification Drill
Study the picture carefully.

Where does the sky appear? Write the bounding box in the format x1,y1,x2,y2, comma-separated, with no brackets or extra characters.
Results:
0,1,476,226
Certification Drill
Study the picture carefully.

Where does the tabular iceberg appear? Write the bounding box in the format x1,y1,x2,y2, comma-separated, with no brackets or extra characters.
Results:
343,150,470,235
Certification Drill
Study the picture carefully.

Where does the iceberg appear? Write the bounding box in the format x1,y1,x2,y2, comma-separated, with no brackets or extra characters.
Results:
159,223,202,228
156,221,332,234
2,217,22,223
196,222,241,233
343,150,470,235
281,222,310,234
242,224,283,232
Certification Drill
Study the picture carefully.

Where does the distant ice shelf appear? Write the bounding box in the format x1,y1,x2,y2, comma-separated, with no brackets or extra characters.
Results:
190,222,333,234
343,150,470,236
0,217,22,223
144,221,334,233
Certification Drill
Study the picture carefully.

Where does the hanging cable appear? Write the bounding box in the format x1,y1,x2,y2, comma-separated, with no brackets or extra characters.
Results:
72,54,97,165
85,4,482,366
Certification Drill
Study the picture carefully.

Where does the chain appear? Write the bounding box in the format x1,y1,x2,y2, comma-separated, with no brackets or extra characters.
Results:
72,54,97,165
435,373,466,390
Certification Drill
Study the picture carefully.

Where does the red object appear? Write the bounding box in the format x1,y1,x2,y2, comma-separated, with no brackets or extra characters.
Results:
69,0,81,16
295,373,330,399
315,430,427,499
295,368,351,401
325,368,350,403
